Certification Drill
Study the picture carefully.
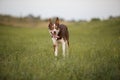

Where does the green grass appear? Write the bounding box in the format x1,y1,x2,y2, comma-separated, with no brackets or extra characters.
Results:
0,19,120,80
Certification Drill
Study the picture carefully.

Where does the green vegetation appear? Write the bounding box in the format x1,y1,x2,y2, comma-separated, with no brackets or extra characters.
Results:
0,19,120,80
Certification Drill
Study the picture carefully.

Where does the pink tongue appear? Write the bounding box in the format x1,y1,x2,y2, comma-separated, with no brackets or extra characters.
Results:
53,35,59,38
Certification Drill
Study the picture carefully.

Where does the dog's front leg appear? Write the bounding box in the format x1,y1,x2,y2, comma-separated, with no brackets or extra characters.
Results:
53,44,58,56
52,38,58,57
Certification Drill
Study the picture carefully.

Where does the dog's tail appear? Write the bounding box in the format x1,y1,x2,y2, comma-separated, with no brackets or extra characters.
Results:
66,27,69,47
67,40,69,47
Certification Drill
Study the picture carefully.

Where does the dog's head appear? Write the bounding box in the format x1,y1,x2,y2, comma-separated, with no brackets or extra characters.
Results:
48,17,60,38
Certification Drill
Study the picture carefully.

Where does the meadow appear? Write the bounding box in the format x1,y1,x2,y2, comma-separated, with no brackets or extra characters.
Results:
0,19,120,80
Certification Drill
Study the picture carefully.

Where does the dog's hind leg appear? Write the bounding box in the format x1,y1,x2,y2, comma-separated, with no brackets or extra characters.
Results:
62,41,66,57
66,41,69,57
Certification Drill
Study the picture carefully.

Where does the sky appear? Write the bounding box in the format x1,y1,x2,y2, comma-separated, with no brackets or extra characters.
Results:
0,0,120,20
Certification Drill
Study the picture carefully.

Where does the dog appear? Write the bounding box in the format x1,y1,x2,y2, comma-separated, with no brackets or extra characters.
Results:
48,17,69,57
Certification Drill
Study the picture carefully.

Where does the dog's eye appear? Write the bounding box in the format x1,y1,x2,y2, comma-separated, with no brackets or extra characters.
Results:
48,23,54,30
52,26,54,29
49,26,54,30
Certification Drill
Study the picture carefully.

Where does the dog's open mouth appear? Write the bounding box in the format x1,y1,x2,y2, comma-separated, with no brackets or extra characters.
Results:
52,34,59,38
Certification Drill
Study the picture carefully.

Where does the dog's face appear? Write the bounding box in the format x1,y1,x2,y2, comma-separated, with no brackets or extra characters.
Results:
48,18,60,38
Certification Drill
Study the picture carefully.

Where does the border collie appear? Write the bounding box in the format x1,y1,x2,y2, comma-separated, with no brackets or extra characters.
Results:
48,17,69,57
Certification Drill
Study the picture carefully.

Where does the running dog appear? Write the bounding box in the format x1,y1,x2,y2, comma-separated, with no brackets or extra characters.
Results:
48,17,69,57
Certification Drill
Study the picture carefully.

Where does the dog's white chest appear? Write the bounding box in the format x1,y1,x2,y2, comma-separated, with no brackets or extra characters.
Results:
52,38,64,45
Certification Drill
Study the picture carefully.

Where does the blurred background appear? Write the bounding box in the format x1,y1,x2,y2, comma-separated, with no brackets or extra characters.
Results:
0,0,120,80
0,0,120,27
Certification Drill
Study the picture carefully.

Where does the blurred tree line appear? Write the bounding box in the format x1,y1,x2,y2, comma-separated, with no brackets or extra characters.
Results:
0,14,43,27
0,14,66,27
0,14,120,27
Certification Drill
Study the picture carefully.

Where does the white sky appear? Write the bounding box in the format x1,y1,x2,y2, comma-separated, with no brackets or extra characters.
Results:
0,0,120,20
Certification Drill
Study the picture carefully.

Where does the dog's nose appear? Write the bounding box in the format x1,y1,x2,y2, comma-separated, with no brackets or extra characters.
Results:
54,31,56,34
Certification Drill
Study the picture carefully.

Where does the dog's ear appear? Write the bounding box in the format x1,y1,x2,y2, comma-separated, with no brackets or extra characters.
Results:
48,18,53,29
49,18,52,24
55,17,59,25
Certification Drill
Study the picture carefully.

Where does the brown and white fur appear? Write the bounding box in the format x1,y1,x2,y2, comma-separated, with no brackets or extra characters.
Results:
48,17,69,57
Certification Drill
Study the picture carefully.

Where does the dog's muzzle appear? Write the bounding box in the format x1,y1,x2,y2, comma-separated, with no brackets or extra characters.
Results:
51,33,59,38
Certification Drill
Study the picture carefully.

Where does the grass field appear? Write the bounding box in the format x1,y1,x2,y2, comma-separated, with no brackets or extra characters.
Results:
0,19,120,80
